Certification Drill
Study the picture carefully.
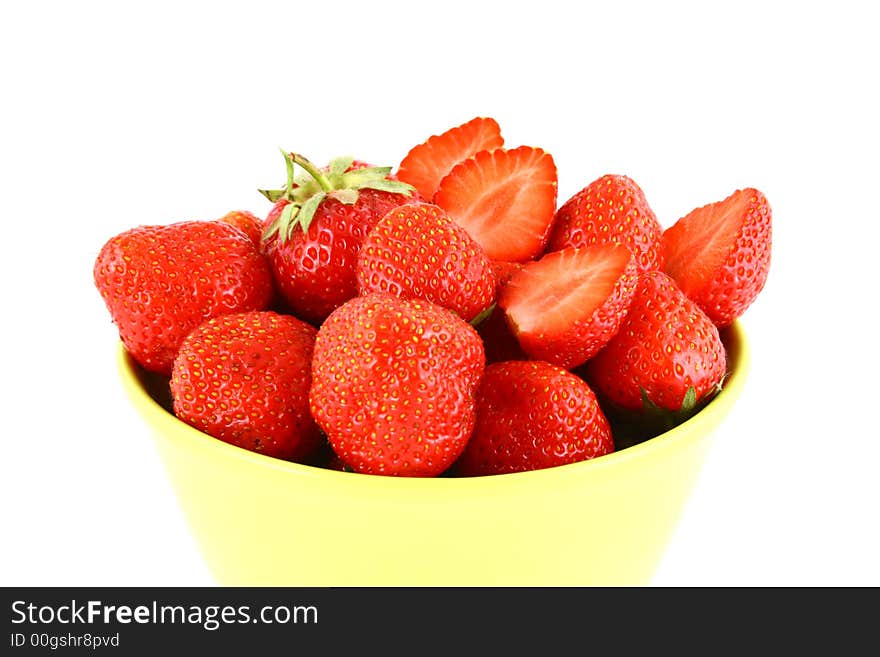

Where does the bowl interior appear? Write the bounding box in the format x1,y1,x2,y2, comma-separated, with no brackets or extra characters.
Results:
117,322,749,491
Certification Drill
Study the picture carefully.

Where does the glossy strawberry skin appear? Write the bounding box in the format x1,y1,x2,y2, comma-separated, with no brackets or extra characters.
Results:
218,209,263,244
94,221,274,376
356,202,496,322
455,361,614,476
547,174,664,273
490,259,524,291
662,187,772,327
584,271,727,411
309,294,485,477
170,311,322,461
264,189,413,325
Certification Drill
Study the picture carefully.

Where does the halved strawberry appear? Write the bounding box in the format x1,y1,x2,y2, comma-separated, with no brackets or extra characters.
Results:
662,187,772,327
498,243,638,369
434,146,558,262
396,117,504,201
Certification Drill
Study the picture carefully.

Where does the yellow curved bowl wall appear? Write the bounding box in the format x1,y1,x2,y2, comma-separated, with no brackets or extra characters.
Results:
118,323,749,586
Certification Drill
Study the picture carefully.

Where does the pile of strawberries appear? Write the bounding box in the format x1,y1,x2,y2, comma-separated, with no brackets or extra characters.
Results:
94,117,772,477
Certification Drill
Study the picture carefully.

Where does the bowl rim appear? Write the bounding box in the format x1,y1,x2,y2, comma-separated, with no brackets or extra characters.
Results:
117,321,749,490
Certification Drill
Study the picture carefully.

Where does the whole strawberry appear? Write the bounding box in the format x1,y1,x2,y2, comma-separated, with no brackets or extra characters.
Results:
662,187,772,327
170,311,322,461
455,360,614,476
584,270,727,414
309,294,485,477
217,209,264,244
259,151,416,325
547,174,664,273
94,221,274,375
356,202,496,322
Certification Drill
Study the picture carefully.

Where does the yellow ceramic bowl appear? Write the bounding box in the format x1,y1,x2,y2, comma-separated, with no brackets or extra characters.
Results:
118,322,748,586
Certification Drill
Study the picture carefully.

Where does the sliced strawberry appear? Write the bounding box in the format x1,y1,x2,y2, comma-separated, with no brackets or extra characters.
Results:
434,146,558,262
396,117,504,201
498,243,638,369
662,187,772,327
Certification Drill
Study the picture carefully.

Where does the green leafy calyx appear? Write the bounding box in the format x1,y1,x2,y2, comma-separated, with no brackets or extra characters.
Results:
260,150,415,243
638,380,724,431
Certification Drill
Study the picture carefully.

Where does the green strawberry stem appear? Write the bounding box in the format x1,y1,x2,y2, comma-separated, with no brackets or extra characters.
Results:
259,148,332,203
603,382,725,450
288,152,333,193
282,147,296,195
259,148,415,244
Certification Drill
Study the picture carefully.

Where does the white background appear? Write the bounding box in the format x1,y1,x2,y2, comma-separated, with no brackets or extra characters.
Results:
2,0,878,586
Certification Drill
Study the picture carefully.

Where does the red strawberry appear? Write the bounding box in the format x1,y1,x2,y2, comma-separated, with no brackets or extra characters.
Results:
309,294,485,477
217,209,263,244
396,116,504,201
661,187,772,327
497,243,639,370
170,311,322,461
434,146,558,262
584,270,727,413
356,202,496,322
324,454,354,472
259,151,416,325
455,360,614,476
94,221,274,375
489,259,524,295
547,174,664,273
